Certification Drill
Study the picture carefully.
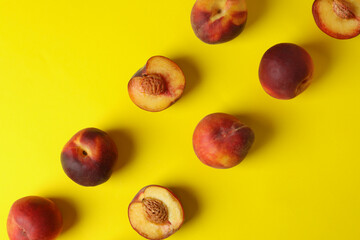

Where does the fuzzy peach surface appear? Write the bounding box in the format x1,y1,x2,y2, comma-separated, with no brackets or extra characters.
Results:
1,0,360,240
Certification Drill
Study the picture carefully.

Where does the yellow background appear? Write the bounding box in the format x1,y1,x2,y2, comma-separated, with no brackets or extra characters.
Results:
1,0,360,239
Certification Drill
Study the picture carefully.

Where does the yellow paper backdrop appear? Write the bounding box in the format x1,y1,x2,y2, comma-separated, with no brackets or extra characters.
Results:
1,0,360,239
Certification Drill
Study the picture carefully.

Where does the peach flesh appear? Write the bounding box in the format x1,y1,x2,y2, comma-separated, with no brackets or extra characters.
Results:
259,43,314,100
61,128,118,186
312,0,360,39
193,113,255,169
7,196,63,240
128,185,184,240
191,0,248,44
128,56,185,112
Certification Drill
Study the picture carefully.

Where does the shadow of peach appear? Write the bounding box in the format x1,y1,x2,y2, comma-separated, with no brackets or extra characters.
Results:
233,112,275,156
301,41,333,87
168,186,200,226
172,57,202,99
106,129,135,173
48,197,78,234
246,0,268,30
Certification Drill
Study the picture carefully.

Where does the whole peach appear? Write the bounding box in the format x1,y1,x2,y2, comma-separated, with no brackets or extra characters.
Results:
7,196,63,240
259,43,314,99
61,128,118,186
191,0,248,44
193,113,254,169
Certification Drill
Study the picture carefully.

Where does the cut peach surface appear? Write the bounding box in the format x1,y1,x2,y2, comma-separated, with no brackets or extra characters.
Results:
128,185,184,240
128,56,185,112
312,0,360,39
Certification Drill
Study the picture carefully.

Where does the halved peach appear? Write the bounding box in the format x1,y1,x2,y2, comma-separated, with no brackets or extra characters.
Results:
128,185,184,240
128,56,186,112
312,0,360,39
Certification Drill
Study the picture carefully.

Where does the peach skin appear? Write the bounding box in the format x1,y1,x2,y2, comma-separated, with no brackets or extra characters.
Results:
259,43,314,100
193,113,254,169
61,128,118,186
191,0,248,44
7,196,63,240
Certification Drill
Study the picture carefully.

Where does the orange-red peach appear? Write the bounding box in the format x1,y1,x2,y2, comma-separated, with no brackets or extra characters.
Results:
259,43,314,100
61,128,118,186
128,185,184,240
193,113,254,169
191,0,248,44
7,196,63,240
128,56,185,112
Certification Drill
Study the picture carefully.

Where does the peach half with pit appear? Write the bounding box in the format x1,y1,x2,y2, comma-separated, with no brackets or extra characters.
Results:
128,56,186,112
61,128,118,186
7,196,63,240
259,43,314,100
128,185,184,240
312,0,360,39
193,113,255,169
191,0,248,44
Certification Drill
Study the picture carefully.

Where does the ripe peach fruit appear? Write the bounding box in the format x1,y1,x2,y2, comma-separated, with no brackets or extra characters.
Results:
193,113,254,169
7,196,63,240
61,128,118,186
259,43,314,100
128,185,184,240
128,56,186,112
312,0,360,39
191,0,248,44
